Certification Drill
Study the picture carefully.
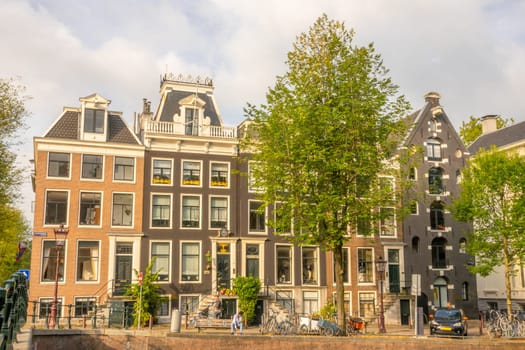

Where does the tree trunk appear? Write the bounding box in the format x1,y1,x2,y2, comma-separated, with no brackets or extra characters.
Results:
334,243,346,334
503,236,513,322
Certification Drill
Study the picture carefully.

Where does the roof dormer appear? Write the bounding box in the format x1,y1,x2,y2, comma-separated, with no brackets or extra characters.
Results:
79,93,111,142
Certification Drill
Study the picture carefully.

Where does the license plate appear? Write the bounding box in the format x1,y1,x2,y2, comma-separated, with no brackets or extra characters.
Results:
441,326,452,331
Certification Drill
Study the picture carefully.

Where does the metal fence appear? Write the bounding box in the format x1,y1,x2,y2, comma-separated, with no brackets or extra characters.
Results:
0,272,28,350
29,300,136,329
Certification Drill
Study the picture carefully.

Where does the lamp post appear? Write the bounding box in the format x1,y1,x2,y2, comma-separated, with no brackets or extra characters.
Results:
375,256,387,334
49,223,68,329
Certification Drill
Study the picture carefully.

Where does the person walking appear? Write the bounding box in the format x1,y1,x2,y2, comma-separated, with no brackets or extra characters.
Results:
231,310,244,335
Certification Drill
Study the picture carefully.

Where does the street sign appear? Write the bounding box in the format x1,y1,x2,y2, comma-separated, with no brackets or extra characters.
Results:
138,271,143,285
18,269,30,281
411,273,421,296
33,232,47,237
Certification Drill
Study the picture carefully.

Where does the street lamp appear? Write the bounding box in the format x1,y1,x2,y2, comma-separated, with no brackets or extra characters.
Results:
375,256,387,333
49,223,69,329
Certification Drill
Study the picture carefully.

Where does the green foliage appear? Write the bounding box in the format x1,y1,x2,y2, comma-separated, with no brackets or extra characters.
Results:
459,115,513,147
0,204,30,280
451,146,525,314
241,14,410,331
319,302,336,320
232,275,261,323
125,259,162,327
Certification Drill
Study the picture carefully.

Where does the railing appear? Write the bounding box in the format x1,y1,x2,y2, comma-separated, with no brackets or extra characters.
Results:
143,120,237,139
0,272,28,350
29,301,135,330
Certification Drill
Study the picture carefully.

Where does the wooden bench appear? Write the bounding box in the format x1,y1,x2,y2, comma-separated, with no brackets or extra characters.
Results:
194,317,231,332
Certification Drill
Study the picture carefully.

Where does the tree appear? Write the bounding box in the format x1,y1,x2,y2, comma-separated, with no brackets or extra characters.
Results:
125,259,162,327
459,115,513,147
232,276,260,324
451,147,525,320
0,78,30,278
242,14,410,332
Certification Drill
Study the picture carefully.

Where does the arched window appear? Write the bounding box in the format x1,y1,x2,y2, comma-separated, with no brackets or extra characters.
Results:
426,139,442,161
428,167,443,194
431,237,447,268
462,282,469,301
430,201,445,230
412,237,420,253
433,277,448,308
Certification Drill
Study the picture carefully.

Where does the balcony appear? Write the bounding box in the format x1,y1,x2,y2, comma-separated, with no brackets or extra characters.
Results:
143,120,237,139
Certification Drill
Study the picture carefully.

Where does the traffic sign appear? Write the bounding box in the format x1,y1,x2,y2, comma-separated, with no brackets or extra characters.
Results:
18,269,30,281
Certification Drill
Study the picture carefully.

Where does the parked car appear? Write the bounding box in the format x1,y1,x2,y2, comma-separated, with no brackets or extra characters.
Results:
429,308,468,336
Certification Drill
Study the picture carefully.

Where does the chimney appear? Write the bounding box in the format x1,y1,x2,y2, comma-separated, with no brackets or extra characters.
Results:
480,115,498,134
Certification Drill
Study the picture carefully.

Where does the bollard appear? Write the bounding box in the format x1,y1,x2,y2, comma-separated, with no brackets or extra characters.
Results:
171,309,181,333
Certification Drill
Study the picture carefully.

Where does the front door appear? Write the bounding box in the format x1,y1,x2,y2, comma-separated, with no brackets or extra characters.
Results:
400,299,410,325
114,242,133,295
217,242,231,290
388,249,400,293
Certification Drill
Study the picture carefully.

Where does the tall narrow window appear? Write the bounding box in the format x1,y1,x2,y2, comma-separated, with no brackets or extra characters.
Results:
182,161,201,186
249,201,265,233
210,197,228,229
76,241,99,281
181,242,200,281
112,193,133,226
462,282,469,301
430,201,445,229
79,192,102,226
42,241,65,282
432,237,447,268
114,157,134,181
152,194,170,227
84,109,104,133
48,152,70,178
433,277,448,307
82,154,103,179
357,248,373,283
246,244,260,278
426,138,442,161
45,190,68,225
182,196,200,228
302,291,319,315
152,159,172,185
358,292,375,318
429,167,443,194
412,237,420,253
185,108,199,135
302,247,318,285
379,207,396,236
211,162,229,187
276,245,291,284
152,242,170,281
459,238,467,254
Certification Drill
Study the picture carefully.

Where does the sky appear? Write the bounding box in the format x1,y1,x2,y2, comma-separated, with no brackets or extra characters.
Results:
1,0,525,223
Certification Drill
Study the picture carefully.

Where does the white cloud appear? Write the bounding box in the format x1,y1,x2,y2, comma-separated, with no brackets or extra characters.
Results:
1,0,525,220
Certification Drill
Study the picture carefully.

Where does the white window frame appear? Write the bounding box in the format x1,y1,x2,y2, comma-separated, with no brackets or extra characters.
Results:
276,244,294,285
78,191,103,227
181,159,203,187
150,240,172,283
151,193,173,229
210,161,230,188
81,154,104,181
209,195,229,230
113,156,135,182
248,200,267,234
44,189,70,226
151,158,173,186
47,152,71,179
111,192,134,228
181,194,201,229
76,240,100,282
180,241,201,283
